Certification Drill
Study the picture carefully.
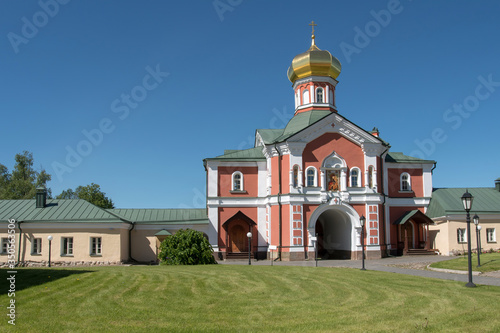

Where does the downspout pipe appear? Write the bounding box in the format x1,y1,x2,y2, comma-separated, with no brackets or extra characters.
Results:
274,144,282,261
379,147,390,257
128,222,138,263
16,221,23,267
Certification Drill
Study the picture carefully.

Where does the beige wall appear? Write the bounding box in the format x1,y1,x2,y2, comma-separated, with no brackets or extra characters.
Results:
131,225,209,263
0,224,130,264
430,219,499,256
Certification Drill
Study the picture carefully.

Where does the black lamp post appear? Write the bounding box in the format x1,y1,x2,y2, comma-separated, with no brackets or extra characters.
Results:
461,190,476,288
360,215,366,271
246,232,252,265
474,213,481,267
47,235,53,268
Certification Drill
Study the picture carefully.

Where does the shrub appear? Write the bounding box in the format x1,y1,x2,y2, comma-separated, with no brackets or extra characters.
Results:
158,229,217,265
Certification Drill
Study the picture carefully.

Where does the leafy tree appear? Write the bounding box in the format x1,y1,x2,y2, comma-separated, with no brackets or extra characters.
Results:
0,151,52,199
158,229,217,265
57,183,114,209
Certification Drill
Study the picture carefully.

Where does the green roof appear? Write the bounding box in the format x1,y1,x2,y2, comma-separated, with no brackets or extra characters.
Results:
108,208,208,225
426,188,500,218
154,229,172,236
205,147,265,162
274,110,331,142
386,152,435,164
0,199,124,223
393,210,433,225
256,129,285,145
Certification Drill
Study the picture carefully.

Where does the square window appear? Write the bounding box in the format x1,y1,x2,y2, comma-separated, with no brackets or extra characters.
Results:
91,237,102,255
32,238,42,254
457,228,466,244
487,228,496,243
1,238,8,254
62,237,73,256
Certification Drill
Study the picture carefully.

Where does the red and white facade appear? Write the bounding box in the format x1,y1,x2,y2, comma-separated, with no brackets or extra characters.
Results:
204,37,435,260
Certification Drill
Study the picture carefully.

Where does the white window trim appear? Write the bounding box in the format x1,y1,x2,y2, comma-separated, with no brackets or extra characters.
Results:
32,238,42,255
90,237,102,256
62,237,74,256
487,228,496,243
231,171,244,192
305,166,317,187
457,228,467,244
315,87,324,103
292,165,300,188
400,172,411,192
350,167,361,187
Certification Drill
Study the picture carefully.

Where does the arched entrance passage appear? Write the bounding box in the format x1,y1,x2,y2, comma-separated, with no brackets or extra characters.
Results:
308,203,362,260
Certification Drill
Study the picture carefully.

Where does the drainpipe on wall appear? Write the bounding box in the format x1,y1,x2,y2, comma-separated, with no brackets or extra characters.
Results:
16,221,23,267
380,147,389,257
128,222,137,263
275,144,282,261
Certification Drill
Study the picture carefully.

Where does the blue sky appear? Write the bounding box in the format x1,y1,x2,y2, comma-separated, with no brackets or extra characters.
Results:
1,0,499,208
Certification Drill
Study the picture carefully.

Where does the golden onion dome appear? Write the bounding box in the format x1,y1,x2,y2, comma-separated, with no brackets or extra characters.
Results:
287,34,342,84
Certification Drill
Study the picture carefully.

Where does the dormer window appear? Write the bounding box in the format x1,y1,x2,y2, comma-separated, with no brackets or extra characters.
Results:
232,171,244,191
316,87,324,103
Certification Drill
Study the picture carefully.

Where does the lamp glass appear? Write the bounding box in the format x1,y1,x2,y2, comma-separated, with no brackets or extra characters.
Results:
461,191,473,211
473,214,479,225
360,216,366,227
47,235,53,241
477,225,482,231
246,232,252,238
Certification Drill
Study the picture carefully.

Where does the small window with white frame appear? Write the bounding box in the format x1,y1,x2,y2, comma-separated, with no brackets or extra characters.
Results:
487,228,496,243
62,237,73,256
293,165,299,188
400,172,411,191
1,238,8,254
350,167,360,187
306,167,317,187
32,238,42,255
316,87,324,103
232,171,244,191
90,237,102,255
457,228,466,244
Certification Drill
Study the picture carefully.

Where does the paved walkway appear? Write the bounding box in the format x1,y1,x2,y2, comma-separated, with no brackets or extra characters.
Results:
219,255,500,287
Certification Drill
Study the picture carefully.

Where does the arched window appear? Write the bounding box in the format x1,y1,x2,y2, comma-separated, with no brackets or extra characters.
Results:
302,89,310,105
232,171,243,191
306,167,317,187
316,87,324,103
400,172,411,191
350,167,360,187
293,165,299,188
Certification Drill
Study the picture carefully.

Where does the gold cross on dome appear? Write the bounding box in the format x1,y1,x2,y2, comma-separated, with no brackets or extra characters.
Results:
309,21,317,34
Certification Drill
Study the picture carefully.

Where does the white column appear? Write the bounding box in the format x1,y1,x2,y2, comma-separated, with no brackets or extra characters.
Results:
320,170,326,191
325,85,329,104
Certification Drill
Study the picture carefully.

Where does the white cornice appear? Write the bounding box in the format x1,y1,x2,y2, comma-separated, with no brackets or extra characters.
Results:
292,76,338,89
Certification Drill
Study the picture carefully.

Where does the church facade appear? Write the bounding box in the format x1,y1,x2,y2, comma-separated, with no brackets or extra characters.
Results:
204,32,436,260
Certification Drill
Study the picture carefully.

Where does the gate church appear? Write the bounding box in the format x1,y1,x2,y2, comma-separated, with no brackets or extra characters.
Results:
204,26,436,260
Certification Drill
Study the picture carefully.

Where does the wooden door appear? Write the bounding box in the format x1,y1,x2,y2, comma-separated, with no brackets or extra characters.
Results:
230,224,247,252
400,222,414,250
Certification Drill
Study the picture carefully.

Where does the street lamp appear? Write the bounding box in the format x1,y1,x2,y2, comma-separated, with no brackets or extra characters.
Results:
47,235,53,268
473,214,481,267
461,190,476,287
360,215,366,271
246,232,252,265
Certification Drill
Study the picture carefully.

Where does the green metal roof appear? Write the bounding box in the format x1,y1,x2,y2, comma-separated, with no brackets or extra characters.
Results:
386,152,435,164
108,208,209,225
0,199,124,223
426,187,500,218
393,210,433,225
275,110,331,142
256,129,285,145
154,229,172,236
205,147,265,162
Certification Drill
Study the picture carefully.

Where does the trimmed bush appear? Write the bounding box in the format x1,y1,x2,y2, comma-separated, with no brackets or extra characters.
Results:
158,229,217,265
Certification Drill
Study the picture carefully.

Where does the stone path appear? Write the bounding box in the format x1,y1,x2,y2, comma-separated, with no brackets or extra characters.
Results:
219,255,500,287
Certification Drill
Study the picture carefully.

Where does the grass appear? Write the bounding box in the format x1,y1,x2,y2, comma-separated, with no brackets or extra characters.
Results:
430,253,500,273
1,265,500,332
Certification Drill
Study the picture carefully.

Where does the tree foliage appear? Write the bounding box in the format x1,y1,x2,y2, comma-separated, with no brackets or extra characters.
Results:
57,183,114,209
0,151,52,199
158,229,217,265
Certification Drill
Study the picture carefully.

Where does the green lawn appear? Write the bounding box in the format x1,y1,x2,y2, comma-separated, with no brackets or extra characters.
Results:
430,253,500,273
1,265,500,332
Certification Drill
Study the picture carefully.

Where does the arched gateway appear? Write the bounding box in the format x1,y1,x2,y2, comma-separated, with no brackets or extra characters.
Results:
308,203,363,260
